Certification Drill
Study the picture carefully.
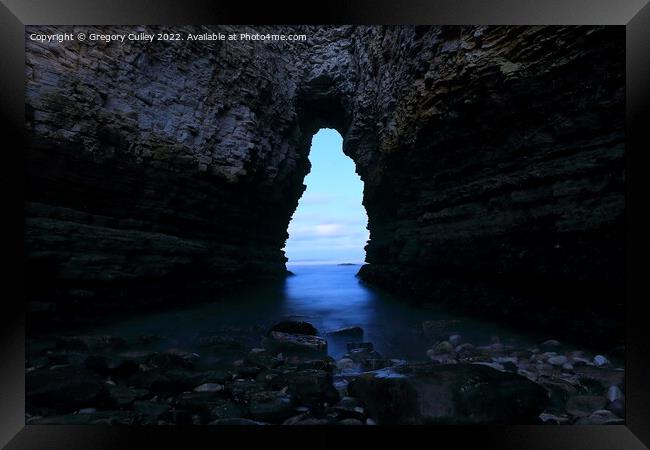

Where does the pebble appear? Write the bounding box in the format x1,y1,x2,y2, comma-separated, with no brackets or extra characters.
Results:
472,362,505,371
580,409,623,425
548,355,568,366
193,383,224,393
434,341,454,353
606,385,623,402
593,355,610,367
572,356,591,366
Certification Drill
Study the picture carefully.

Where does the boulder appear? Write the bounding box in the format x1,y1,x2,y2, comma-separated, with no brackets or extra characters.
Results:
347,363,549,424
196,335,245,351
245,349,283,369
565,395,608,417
574,366,624,389
133,400,170,418
263,331,327,356
247,391,295,423
267,369,339,405
194,383,224,393
104,385,148,408
210,400,245,421
26,365,105,413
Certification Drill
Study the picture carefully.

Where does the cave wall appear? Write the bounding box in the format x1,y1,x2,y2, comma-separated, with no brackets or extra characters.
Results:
347,26,625,342
26,25,314,313
26,25,625,339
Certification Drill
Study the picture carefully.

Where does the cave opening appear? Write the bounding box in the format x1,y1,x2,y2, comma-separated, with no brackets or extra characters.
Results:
283,128,369,266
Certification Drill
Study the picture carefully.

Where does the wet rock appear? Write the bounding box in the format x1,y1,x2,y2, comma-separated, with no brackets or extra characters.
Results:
326,326,364,338
606,399,625,417
247,391,294,423
539,378,579,414
576,409,623,425
347,342,374,352
195,369,232,385
175,392,227,415
84,355,139,376
104,385,148,408
268,369,339,405
209,418,267,425
338,418,364,425
263,331,327,356
454,343,476,358
547,355,568,366
270,321,318,336
245,349,282,369
472,362,504,372
606,385,623,402
228,379,266,401
236,365,264,379
336,358,357,372
143,352,194,370
541,340,561,349
26,365,105,413
296,357,337,373
434,341,454,354
133,400,170,418
128,371,176,394
426,350,457,365
593,355,610,367
347,363,549,424
194,383,224,393
29,411,135,425
325,397,365,421
539,412,571,424
565,395,608,417
210,400,245,420
574,366,624,389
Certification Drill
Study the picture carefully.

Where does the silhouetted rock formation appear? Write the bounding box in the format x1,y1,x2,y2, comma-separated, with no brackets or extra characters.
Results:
26,25,624,341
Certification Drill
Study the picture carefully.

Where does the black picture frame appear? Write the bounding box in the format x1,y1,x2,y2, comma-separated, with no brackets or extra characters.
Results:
1,1,648,448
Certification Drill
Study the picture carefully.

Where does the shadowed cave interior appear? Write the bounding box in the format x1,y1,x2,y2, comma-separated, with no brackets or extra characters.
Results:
24,25,625,426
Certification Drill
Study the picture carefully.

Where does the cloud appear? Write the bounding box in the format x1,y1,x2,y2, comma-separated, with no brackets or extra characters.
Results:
314,223,343,236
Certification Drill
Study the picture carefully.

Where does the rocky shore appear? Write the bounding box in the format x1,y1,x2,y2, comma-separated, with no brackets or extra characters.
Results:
26,319,624,425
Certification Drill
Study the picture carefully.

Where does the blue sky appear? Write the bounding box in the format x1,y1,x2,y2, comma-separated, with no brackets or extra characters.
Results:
284,129,369,265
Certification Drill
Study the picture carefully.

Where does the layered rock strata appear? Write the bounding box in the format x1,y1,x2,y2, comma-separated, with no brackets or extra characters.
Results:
26,25,624,340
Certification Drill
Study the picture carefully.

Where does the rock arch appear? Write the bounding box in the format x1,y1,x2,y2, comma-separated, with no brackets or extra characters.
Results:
25,25,625,342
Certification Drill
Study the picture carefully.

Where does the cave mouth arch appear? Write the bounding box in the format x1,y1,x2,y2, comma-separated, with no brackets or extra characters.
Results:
283,128,369,266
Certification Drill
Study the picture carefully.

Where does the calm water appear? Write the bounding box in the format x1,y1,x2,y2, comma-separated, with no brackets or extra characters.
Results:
91,264,543,360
